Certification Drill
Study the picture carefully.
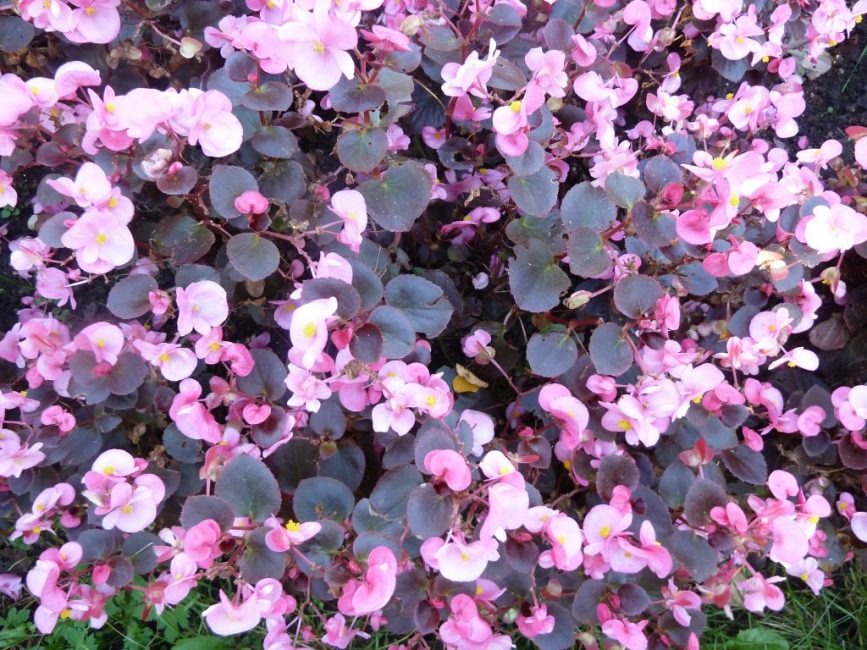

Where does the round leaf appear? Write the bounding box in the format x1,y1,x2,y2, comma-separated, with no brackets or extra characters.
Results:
294,476,355,522
336,128,388,173
566,227,610,277
508,165,558,218
604,172,645,208
227,233,280,281
215,455,281,522
369,306,415,358
683,478,727,527
589,323,634,376
242,81,293,111
560,182,616,231
251,126,299,159
108,275,158,319
509,239,570,313
613,274,663,319
156,165,198,196
359,162,432,232
209,165,258,218
406,483,453,539
526,331,578,378
385,275,454,337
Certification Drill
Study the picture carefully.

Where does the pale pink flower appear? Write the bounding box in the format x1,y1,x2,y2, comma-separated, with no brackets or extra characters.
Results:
202,589,265,636
264,517,321,552
441,39,500,99
176,280,229,336
0,170,16,208
525,47,567,98
289,297,338,370
434,536,499,582
61,211,134,274
73,322,124,366
280,4,358,91
183,520,223,568
133,340,198,382
802,203,867,254
330,189,368,252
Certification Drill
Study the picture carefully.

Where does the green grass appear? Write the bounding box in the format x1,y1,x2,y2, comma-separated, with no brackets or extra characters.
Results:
702,564,867,650
2,564,865,649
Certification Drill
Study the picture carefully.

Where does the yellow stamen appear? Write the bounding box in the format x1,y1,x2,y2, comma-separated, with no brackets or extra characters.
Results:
209,342,221,351
95,338,106,348
104,466,115,475
122,505,134,514
808,515,819,524
59,608,71,619
108,196,118,209
735,36,744,44
95,232,108,244
460,552,471,561
85,6,95,15
600,525,611,538
509,100,522,113
284,520,301,532
426,395,437,407
106,102,116,113
158,353,171,363
729,194,740,207
312,42,325,55
725,92,734,100
800,572,809,581
618,419,631,430
303,323,317,338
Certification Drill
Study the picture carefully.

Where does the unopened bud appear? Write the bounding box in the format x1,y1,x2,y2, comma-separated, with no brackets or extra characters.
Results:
140,148,173,179
179,37,203,59
656,27,676,47
820,266,841,285
564,290,592,309
400,15,423,36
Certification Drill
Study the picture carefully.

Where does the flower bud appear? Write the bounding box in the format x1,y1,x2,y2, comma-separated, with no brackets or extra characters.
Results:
564,290,591,309
179,37,203,59
400,15,423,36
140,148,173,179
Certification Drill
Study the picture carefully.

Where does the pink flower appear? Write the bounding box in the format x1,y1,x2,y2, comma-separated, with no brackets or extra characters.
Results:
289,297,338,370
173,89,243,158
539,513,583,571
0,170,16,208
285,364,332,412
133,340,198,381
583,504,632,557
183,520,223,568
852,512,867,542
461,329,494,363
424,450,471,492
202,588,265,636
99,480,163,533
434,536,500,582
602,617,649,650
360,24,411,52
281,4,357,91
441,40,500,99
738,574,785,613
330,189,368,252
525,48,567,98
323,613,370,649
176,280,229,336
337,546,397,616
0,573,22,600
516,604,556,638
264,517,321,552
802,203,867,254
234,190,269,215
0,433,45,478
73,322,124,365
480,480,529,541
61,211,134,274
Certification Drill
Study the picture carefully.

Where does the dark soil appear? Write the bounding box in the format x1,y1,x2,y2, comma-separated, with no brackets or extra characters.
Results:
801,25,867,151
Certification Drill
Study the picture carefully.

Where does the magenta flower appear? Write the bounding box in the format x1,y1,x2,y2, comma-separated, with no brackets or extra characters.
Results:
337,546,397,616
424,449,471,492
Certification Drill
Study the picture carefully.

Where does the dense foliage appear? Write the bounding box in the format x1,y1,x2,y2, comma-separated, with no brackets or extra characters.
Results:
1,0,867,648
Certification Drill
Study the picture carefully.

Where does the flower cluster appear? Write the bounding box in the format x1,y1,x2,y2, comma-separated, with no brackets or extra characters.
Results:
1,1,867,649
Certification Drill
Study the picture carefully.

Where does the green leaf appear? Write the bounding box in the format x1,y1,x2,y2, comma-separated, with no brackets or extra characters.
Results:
359,161,432,232
173,637,229,650
209,165,258,218
258,160,306,204
508,239,570,313
215,455,281,522
726,629,790,650
227,232,280,281
329,76,387,112
385,275,454,337
508,165,558,217
336,128,388,173
526,331,578,378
